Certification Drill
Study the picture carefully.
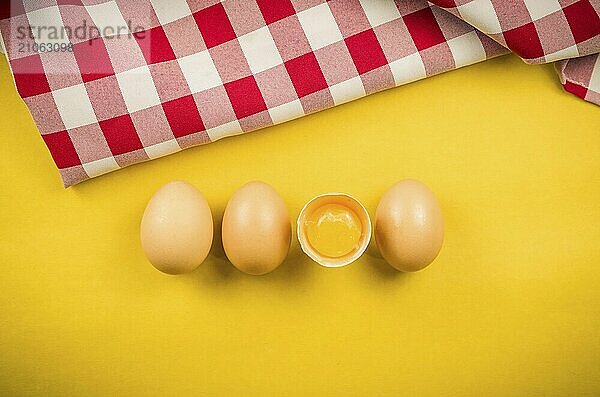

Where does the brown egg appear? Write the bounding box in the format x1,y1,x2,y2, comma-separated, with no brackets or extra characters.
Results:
222,181,291,275
375,180,444,272
140,181,213,275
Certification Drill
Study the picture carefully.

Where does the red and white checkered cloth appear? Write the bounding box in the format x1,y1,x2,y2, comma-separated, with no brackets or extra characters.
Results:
0,0,598,187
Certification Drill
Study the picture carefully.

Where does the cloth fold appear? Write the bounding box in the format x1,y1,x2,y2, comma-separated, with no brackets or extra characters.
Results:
0,0,598,187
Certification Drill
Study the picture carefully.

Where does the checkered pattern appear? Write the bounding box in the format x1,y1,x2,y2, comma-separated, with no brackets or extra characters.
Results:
430,0,600,63
429,0,600,104
0,0,597,186
556,53,600,104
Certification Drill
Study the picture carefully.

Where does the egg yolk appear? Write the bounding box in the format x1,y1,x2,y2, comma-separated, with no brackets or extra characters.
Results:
305,203,362,258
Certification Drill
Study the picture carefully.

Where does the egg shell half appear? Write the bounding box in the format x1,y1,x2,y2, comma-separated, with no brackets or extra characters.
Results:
297,193,372,268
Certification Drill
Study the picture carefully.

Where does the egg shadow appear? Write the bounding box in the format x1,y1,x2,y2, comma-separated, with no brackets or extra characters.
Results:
361,243,412,286
190,206,244,285
265,240,313,285
189,206,314,289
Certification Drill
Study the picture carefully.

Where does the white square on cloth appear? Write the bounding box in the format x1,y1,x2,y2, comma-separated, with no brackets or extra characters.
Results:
150,0,192,25
52,84,98,130
522,0,562,20
86,1,130,38
389,52,426,86
588,56,600,94
83,157,120,178
145,139,181,160
544,45,579,63
206,120,243,142
26,6,70,46
116,65,162,113
239,26,283,74
268,99,304,124
297,3,344,51
329,76,366,105
457,0,502,34
447,31,486,68
358,0,401,28
177,50,222,94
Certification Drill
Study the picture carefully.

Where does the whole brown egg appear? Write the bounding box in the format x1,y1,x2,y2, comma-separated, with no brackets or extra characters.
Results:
375,180,444,272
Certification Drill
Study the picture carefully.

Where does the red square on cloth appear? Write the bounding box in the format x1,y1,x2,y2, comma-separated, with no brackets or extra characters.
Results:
433,0,457,7
256,0,295,24
193,3,237,48
564,80,589,99
73,38,114,83
563,0,600,43
503,22,544,59
42,130,81,169
403,8,446,51
134,26,176,65
224,76,267,119
99,114,144,156
162,95,206,138
0,1,25,20
346,29,388,75
10,54,51,98
285,52,328,98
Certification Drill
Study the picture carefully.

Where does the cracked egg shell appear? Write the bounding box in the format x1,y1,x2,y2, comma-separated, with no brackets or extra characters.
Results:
297,193,371,268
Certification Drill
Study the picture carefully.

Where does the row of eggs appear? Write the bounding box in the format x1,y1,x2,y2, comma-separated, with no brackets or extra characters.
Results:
140,180,444,275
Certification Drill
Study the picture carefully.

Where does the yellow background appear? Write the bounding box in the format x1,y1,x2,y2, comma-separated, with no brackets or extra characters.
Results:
1,54,599,396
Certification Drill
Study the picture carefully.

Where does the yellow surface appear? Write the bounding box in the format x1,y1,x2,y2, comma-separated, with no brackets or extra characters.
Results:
1,54,599,396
